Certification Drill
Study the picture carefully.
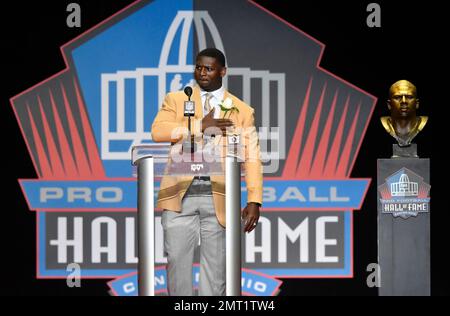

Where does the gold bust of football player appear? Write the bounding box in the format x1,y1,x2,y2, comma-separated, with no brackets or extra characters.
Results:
381,80,428,147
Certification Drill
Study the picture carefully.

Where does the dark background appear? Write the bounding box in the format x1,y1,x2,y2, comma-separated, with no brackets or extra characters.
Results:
2,0,448,296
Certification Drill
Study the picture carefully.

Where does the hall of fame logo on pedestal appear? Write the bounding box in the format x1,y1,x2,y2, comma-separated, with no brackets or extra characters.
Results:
378,168,431,219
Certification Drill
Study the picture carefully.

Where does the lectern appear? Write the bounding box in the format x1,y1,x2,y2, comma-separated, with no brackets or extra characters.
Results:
132,140,244,296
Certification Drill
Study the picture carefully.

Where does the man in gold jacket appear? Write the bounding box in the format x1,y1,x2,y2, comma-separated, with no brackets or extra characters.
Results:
151,48,263,296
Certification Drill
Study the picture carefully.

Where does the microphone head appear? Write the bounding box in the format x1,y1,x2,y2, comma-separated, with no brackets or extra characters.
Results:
184,86,193,98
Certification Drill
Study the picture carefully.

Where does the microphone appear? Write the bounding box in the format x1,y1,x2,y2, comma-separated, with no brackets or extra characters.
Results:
183,86,195,154
183,87,195,117
184,86,193,100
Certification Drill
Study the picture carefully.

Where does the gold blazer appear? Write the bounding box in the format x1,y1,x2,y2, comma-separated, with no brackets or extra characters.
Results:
151,86,263,227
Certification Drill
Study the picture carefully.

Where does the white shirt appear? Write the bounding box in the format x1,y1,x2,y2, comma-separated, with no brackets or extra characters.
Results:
200,85,224,119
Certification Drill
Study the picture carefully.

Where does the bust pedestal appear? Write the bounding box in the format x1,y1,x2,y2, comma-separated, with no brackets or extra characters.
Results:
377,144,430,296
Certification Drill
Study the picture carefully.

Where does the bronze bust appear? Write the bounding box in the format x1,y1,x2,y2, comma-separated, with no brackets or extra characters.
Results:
381,80,428,147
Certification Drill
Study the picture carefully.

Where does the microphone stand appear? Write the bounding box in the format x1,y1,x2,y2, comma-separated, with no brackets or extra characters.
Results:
187,95,194,154
183,86,195,156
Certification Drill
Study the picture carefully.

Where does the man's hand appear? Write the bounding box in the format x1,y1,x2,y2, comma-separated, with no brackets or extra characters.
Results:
242,202,260,233
201,109,234,135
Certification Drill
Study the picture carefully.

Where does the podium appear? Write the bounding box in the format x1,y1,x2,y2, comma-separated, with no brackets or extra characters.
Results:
132,141,244,296
377,144,431,295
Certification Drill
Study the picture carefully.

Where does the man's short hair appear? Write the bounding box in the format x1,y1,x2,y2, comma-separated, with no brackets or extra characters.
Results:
197,48,226,67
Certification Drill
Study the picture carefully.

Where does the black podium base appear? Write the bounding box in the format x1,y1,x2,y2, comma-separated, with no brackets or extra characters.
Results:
377,156,430,296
